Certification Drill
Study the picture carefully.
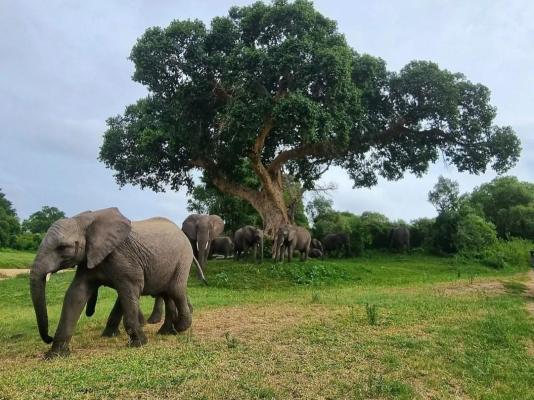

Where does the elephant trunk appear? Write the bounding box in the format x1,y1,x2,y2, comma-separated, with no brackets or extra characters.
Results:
29,268,54,344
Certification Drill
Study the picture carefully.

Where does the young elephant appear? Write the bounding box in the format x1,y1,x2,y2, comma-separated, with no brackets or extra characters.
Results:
273,224,311,262
322,233,351,258
309,248,323,258
29,208,198,359
234,225,264,263
209,236,233,259
310,238,323,252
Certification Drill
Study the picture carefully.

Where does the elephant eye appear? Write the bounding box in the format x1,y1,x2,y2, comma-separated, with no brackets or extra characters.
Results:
57,244,69,251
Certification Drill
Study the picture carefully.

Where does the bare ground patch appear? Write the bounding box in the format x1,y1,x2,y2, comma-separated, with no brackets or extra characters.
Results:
524,270,534,316
192,303,333,342
437,280,505,297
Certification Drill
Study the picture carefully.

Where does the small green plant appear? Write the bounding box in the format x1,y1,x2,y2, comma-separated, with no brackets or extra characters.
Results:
213,272,230,286
366,303,378,325
311,291,321,303
468,273,476,285
224,331,239,348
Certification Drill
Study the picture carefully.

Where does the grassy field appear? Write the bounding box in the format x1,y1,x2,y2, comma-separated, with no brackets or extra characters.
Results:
0,249,36,269
0,254,533,399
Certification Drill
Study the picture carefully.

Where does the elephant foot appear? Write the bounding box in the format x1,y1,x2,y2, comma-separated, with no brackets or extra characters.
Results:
157,324,178,335
101,327,120,337
127,332,148,347
173,317,192,333
44,342,70,360
147,313,162,324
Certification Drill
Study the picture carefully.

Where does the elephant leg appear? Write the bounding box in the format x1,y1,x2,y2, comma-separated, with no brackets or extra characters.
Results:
253,244,257,263
117,286,147,347
158,296,178,335
147,296,164,324
170,287,192,332
45,274,93,359
102,297,123,337
288,244,294,262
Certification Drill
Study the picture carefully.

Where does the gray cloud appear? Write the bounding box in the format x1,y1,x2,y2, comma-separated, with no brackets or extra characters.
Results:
1,0,532,224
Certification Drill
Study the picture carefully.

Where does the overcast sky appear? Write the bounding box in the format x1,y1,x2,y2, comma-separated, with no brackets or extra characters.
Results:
1,0,533,225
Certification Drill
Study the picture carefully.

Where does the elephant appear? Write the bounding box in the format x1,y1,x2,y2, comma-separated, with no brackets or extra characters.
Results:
273,224,311,262
182,214,225,270
389,226,410,252
234,225,264,263
146,214,224,325
29,207,200,359
322,233,350,257
310,238,323,252
209,236,233,259
309,248,323,258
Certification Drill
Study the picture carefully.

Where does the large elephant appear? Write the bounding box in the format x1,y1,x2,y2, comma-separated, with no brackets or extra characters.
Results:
322,233,350,257
234,225,264,263
209,236,233,259
182,214,225,270
389,226,410,252
273,224,311,262
29,208,198,359
146,214,223,325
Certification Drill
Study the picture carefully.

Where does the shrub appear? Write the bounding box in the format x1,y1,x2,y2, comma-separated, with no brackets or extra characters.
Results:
410,218,434,249
481,238,533,268
14,232,43,251
456,214,497,255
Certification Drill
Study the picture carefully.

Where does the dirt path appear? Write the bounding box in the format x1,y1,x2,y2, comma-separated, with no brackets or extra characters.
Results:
0,269,30,279
524,269,534,316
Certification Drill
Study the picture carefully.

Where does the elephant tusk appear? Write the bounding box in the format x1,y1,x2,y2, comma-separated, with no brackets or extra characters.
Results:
46,273,51,282
205,241,209,250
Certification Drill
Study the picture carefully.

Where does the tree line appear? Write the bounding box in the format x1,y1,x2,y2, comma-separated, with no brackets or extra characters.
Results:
0,190,65,251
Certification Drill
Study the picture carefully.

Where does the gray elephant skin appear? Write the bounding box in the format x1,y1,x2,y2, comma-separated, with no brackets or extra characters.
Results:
29,207,197,359
145,213,223,325
322,233,351,257
234,225,264,263
182,214,224,270
389,227,410,252
209,236,233,258
309,248,323,258
273,224,311,262
310,238,323,252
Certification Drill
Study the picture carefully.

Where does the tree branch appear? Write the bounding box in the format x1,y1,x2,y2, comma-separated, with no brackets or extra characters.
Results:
190,159,259,205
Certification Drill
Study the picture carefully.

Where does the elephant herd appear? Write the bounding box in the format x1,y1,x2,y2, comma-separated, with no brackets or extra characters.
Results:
28,207,410,359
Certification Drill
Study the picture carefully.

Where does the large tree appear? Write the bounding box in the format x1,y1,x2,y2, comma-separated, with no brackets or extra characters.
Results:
21,206,66,234
100,0,520,236
0,188,20,248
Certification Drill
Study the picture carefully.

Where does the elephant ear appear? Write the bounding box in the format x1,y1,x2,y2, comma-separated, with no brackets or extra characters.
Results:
209,215,225,237
83,208,131,269
182,215,199,240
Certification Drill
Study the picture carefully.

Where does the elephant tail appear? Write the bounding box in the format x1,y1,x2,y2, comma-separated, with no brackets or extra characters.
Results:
193,256,208,286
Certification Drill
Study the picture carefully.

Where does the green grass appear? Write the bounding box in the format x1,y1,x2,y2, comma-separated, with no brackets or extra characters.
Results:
0,254,533,399
0,248,35,269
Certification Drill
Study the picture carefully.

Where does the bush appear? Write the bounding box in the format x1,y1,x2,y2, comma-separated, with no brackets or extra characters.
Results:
14,232,43,251
361,212,391,249
456,214,497,255
481,238,533,268
410,218,434,249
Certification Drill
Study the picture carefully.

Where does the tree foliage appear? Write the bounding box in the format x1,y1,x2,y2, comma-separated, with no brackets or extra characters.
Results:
469,176,534,238
0,188,20,248
100,0,520,232
22,206,66,234
428,176,460,214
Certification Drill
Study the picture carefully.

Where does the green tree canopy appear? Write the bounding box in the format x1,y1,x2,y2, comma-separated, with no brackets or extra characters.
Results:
428,176,460,214
0,188,20,248
469,176,534,238
21,206,66,234
100,0,521,236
